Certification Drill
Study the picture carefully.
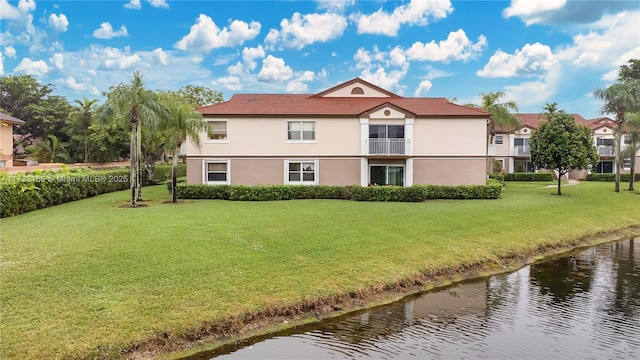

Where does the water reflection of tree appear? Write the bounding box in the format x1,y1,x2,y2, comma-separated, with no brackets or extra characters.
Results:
530,252,595,302
610,239,639,317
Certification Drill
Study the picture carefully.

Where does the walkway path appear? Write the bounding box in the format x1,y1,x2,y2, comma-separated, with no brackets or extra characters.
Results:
544,179,580,188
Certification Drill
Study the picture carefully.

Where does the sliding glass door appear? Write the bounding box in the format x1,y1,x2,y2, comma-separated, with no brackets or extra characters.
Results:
369,165,404,186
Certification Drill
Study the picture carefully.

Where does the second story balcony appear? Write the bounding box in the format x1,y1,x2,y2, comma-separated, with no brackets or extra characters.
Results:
367,138,409,156
512,145,530,157
598,145,614,156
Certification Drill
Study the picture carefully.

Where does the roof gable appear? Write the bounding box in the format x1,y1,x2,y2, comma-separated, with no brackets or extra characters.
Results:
0,112,25,125
360,103,416,118
312,78,399,98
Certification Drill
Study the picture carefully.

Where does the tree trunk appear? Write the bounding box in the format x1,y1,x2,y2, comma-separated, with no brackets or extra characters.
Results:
614,127,622,192
557,172,562,196
172,150,178,203
136,124,143,201
84,129,89,163
130,122,137,208
629,156,636,191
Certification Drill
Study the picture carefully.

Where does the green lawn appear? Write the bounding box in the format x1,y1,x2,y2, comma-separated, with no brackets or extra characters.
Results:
1,182,639,359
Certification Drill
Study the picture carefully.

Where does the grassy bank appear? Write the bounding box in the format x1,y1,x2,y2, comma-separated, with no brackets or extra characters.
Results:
1,182,639,359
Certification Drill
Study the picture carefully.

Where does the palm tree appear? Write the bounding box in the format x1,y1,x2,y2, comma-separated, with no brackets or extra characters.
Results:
100,72,166,207
622,112,640,191
594,81,640,192
34,134,70,163
70,98,98,163
158,92,208,203
468,92,520,173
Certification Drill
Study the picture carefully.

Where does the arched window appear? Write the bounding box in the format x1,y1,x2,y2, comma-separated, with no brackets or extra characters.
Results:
351,87,364,95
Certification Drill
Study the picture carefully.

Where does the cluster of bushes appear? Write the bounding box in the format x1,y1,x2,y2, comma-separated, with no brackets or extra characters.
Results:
175,183,502,202
585,173,640,182
145,163,186,185
504,172,554,181
0,164,186,218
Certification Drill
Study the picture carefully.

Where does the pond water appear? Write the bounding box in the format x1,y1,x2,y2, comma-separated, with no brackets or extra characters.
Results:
188,237,640,359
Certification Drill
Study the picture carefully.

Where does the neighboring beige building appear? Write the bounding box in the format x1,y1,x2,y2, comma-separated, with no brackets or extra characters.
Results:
184,78,490,187
0,112,25,168
490,114,640,178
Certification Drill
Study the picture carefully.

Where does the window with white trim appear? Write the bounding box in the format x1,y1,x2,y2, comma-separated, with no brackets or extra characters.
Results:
286,160,317,185
287,121,315,141
494,135,503,145
208,121,227,141
623,157,632,170
204,161,229,184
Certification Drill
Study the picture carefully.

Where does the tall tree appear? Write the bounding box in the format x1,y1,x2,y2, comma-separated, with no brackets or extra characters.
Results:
100,72,166,207
467,92,520,173
173,85,223,108
0,75,72,146
594,80,640,192
622,112,640,191
530,110,599,195
618,59,640,82
68,98,99,163
31,134,70,163
158,92,209,203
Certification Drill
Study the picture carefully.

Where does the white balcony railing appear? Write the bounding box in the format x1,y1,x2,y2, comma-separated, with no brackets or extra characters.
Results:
598,145,614,156
512,145,530,156
367,138,409,155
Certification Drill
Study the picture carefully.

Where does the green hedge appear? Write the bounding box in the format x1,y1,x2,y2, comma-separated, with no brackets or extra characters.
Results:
144,163,186,185
504,172,554,181
0,169,131,218
585,173,640,182
175,183,502,202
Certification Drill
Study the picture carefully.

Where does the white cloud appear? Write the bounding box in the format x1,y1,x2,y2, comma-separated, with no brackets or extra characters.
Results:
388,46,407,67
316,0,355,12
422,65,453,80
93,22,129,39
14,57,49,76
48,13,68,33
354,46,407,70
49,53,64,70
265,12,347,50
557,11,640,69
405,29,487,62
124,0,141,10
503,0,566,25
242,45,265,71
174,15,260,53
18,0,35,13
227,62,244,75
4,46,17,58
88,69,98,77
354,0,453,36
360,64,409,94
601,68,618,82
99,47,141,70
190,56,203,64
149,0,169,9
152,48,168,65
258,55,293,82
214,76,243,91
286,71,316,93
0,0,22,20
414,80,433,96
503,65,561,108
66,76,87,91
478,42,556,78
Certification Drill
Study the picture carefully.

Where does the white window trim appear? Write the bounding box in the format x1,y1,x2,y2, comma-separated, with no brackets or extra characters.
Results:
494,135,504,145
284,159,318,185
286,120,317,144
368,164,405,186
205,120,229,144
622,157,632,170
203,159,230,185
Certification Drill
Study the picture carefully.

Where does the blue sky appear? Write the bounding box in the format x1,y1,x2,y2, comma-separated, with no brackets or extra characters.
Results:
1,0,639,118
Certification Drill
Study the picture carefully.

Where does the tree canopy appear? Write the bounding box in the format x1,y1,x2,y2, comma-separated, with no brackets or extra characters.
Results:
530,110,598,195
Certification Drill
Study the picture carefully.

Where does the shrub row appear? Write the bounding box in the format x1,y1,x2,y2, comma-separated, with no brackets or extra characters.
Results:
585,173,640,182
175,183,502,202
504,172,554,181
0,168,130,217
145,163,186,185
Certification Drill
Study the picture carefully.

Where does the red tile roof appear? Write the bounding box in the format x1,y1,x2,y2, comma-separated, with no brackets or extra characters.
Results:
0,112,25,125
496,113,613,132
198,78,490,118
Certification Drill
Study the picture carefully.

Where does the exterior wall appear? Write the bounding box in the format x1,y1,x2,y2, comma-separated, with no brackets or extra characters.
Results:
413,158,486,185
318,158,360,186
413,118,486,156
321,84,391,97
0,124,14,167
231,159,283,185
186,117,361,156
186,158,203,184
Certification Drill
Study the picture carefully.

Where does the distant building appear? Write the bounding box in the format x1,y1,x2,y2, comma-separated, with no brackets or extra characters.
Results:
0,112,25,168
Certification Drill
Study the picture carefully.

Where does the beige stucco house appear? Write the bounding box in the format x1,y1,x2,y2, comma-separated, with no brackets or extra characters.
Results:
184,78,490,187
0,112,25,168
490,114,639,178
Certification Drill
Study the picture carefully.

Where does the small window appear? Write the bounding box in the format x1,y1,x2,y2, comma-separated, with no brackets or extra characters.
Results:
623,158,632,170
208,121,227,141
205,161,229,184
623,135,631,145
351,87,364,95
494,135,503,145
287,121,315,141
286,160,317,185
